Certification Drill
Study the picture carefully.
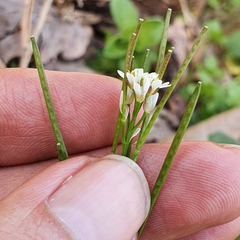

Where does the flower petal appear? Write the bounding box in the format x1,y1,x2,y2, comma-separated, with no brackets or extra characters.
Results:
133,68,144,83
117,70,124,78
159,82,171,89
124,106,129,120
126,87,134,105
126,72,135,88
148,79,163,95
152,79,163,89
134,68,144,77
133,82,142,102
130,127,141,140
119,90,124,113
142,77,151,96
148,72,159,81
143,92,159,113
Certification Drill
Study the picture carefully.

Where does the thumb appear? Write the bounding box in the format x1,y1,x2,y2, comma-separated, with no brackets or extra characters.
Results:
0,155,150,240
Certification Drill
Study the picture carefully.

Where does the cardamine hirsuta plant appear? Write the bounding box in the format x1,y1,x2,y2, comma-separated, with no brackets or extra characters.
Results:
31,8,207,237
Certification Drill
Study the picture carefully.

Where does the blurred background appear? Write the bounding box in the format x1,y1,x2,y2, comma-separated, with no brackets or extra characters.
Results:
1,0,240,144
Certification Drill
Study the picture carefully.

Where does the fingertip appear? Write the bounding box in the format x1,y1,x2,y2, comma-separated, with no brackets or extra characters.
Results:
46,155,150,240
0,68,121,165
1,154,150,240
217,143,240,151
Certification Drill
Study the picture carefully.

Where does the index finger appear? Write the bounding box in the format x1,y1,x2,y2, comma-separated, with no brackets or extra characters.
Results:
0,68,121,166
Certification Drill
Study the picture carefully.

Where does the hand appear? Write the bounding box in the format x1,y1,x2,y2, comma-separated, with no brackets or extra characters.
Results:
0,68,240,239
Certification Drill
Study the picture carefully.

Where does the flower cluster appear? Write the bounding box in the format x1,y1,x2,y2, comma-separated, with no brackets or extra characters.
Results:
118,68,171,113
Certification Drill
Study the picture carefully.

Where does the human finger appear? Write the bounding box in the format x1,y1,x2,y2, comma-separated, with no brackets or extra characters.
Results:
178,216,240,240
137,142,240,239
0,68,121,166
0,154,150,240
2,141,240,239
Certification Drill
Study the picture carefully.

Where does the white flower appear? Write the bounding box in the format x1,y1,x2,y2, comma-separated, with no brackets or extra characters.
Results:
147,72,171,95
130,68,145,81
160,81,171,89
130,127,141,140
148,79,171,95
126,87,134,105
147,79,162,95
124,106,129,119
127,68,145,89
118,68,170,104
119,87,134,112
148,72,159,81
117,68,145,89
119,89,132,121
126,72,135,88
119,90,124,113
133,76,150,103
143,92,159,113
117,70,124,78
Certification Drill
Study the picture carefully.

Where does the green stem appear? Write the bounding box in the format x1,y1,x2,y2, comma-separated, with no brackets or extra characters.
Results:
134,111,148,130
124,18,144,74
111,109,122,154
138,82,202,237
111,19,143,154
130,56,135,72
158,47,174,79
132,26,208,162
156,8,172,73
122,19,144,123
142,48,150,71
30,37,68,161
122,101,141,156
132,112,150,161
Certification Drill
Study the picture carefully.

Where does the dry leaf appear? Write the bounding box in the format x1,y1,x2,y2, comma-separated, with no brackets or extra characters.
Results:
0,0,93,65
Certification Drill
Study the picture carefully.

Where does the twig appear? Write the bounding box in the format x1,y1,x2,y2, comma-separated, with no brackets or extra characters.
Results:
20,0,34,67
179,0,200,39
0,58,6,68
20,0,54,67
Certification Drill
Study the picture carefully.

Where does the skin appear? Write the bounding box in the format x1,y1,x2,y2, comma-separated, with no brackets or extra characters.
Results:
0,68,240,239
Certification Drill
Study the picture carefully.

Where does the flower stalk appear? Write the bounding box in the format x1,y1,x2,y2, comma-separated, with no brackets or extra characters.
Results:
131,25,208,162
111,19,144,154
30,8,208,238
138,82,202,237
111,10,208,162
110,9,208,236
30,37,68,161
156,8,172,72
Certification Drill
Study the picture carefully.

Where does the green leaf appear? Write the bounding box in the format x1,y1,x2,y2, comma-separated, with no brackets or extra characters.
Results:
208,132,239,144
104,35,127,59
225,80,240,107
110,0,139,35
207,0,220,8
87,51,119,76
135,17,163,51
224,31,240,59
204,55,218,70
205,20,226,46
203,56,224,78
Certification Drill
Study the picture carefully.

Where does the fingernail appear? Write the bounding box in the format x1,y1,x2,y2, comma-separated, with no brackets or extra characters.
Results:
46,155,150,240
218,143,240,150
